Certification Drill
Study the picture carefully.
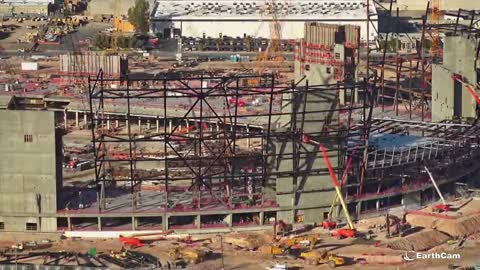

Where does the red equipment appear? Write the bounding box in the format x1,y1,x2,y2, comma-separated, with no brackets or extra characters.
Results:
321,220,337,230
119,236,144,248
331,228,356,239
228,97,246,107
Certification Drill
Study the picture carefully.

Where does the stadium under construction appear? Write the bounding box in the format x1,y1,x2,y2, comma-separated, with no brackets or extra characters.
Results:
0,5,480,233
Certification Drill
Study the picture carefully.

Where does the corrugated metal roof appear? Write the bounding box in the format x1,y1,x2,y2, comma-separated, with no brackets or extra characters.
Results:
153,0,369,19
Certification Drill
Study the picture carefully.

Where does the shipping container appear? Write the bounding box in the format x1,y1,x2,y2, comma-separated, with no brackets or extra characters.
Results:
21,62,38,71
59,52,128,77
304,23,360,49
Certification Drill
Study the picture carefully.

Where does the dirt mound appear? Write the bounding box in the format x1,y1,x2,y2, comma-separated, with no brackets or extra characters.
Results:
386,230,450,251
406,212,480,237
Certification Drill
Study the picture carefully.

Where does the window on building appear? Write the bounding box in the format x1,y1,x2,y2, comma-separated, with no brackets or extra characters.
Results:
335,52,341,59
0,222,4,230
326,67,331,74
24,134,33,143
26,222,37,231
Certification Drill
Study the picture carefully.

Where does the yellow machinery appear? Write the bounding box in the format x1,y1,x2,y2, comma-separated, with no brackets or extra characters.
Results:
261,234,319,257
300,250,345,268
279,234,319,250
168,246,207,264
429,0,442,57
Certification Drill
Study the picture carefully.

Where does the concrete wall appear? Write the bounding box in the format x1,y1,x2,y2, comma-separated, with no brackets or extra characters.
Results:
432,35,478,121
274,58,340,223
0,110,61,232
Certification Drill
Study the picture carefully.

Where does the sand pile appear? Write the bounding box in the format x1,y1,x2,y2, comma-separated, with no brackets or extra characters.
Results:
406,212,480,237
386,230,450,251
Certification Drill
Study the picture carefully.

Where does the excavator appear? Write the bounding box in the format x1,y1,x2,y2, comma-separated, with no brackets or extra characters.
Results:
261,234,345,268
299,250,345,268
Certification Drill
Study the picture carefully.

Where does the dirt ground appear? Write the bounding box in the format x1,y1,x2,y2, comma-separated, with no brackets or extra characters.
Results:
1,228,479,270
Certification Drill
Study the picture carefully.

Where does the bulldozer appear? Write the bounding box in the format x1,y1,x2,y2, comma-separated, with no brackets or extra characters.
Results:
260,234,319,258
168,245,210,264
300,250,345,268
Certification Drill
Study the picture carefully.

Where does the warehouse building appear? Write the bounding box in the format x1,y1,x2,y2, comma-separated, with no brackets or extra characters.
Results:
150,0,378,42
0,0,56,16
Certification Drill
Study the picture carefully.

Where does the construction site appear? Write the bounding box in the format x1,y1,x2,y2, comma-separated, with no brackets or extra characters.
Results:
1,0,480,269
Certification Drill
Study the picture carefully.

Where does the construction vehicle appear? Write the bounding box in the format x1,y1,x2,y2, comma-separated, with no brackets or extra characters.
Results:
319,143,357,238
279,234,319,250
168,245,210,264
119,236,144,248
300,250,345,268
321,220,337,230
424,166,450,212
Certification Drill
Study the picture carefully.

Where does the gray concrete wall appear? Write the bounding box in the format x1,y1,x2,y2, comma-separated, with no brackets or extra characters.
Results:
432,65,455,122
274,59,340,223
432,35,478,121
0,110,61,232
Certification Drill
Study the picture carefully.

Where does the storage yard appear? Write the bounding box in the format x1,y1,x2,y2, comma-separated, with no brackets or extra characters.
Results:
1,0,480,269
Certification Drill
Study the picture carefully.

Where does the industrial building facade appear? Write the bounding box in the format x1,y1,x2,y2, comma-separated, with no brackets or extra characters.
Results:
150,0,378,42
0,107,62,232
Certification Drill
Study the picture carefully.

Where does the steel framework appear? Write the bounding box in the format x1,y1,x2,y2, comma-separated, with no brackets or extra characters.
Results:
88,72,370,214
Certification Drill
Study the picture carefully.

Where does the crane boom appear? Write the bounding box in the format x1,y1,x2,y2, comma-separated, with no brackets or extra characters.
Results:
320,144,355,230
424,166,446,205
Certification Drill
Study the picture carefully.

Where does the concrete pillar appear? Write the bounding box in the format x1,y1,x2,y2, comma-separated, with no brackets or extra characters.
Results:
132,216,136,230
356,202,362,218
196,215,201,229
64,109,68,129
163,215,168,231
259,212,265,225
138,118,142,132
115,119,119,128
67,217,72,231
75,111,79,128
376,200,380,211
107,116,110,130
225,213,233,228
186,120,189,128
156,117,160,133
97,217,102,231
147,119,151,130
168,120,173,133
83,113,87,129
246,124,251,147
125,114,129,129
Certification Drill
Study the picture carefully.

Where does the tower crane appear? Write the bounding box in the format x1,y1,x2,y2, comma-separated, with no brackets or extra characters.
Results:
250,0,285,86
429,0,442,57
